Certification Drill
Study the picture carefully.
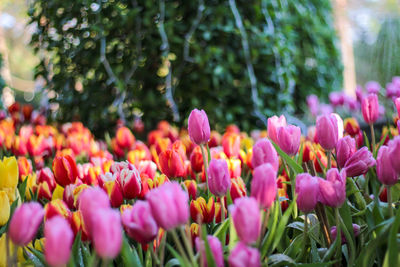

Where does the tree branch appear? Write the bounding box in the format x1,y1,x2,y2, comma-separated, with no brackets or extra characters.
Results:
183,0,205,63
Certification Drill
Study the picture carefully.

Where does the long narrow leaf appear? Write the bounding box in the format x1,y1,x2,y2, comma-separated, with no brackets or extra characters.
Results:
271,141,303,174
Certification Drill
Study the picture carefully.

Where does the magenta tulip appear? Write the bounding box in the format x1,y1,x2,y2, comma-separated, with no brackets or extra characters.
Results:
146,182,189,230
229,197,261,244
267,115,287,144
251,163,277,209
208,159,231,197
377,145,398,186
366,81,380,94
344,147,376,177
395,98,400,117
92,209,123,259
330,224,361,244
295,173,320,212
251,138,279,171
276,125,301,155
122,200,159,245
318,168,346,207
195,236,224,267
8,202,44,246
389,136,400,174
316,114,341,150
329,91,345,107
44,216,74,267
361,94,379,124
188,109,211,145
336,136,356,168
228,242,261,267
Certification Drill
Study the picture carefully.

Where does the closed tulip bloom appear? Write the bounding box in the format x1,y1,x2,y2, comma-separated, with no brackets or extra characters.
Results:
228,242,261,267
146,182,189,230
361,94,379,124
37,167,56,192
188,109,211,145
316,114,341,150
0,192,10,226
195,235,224,267
222,133,241,158
159,149,185,178
118,167,141,199
377,146,398,186
116,126,135,149
344,147,376,177
52,155,78,187
229,197,261,244
190,197,215,224
122,200,159,245
336,136,356,168
318,168,346,207
267,115,287,144
251,163,277,209
277,125,301,155
251,138,279,171
295,173,320,212
208,159,231,197
0,156,18,189
389,136,400,174
44,216,74,267
8,202,44,246
92,209,123,259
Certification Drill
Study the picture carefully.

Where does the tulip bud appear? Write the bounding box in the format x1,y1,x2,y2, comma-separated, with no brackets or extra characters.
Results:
208,159,231,197
336,136,356,168
267,115,287,144
190,146,206,173
0,156,18,189
188,109,211,145
0,191,10,226
295,173,320,212
37,167,56,192
228,242,261,267
389,136,400,175
91,209,123,259
316,114,342,150
318,168,346,207
251,163,277,209
63,184,77,209
361,94,379,124
276,125,301,156
116,126,135,149
344,118,360,136
395,98,400,117
227,158,241,178
251,138,279,171
44,216,74,267
122,200,159,245
330,223,361,244
229,197,261,244
45,199,71,220
195,236,224,267
208,131,221,148
52,155,78,187
183,180,197,199
190,197,215,224
222,133,241,158
377,145,398,186
8,202,44,246
118,167,141,199
146,182,189,230
344,147,376,177
230,177,247,201
17,157,32,181
159,149,185,178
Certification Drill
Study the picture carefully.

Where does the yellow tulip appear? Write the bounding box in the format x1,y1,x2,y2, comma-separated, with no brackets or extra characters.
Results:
0,191,10,226
52,184,64,200
0,157,18,190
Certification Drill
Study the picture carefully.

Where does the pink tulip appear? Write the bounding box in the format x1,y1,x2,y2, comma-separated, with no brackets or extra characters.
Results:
395,98,400,117
267,115,287,144
377,145,398,186
344,147,376,177
228,242,261,267
330,223,361,244
356,85,364,102
366,81,380,94
316,114,341,150
188,109,211,145
361,94,379,124
195,236,224,267
229,197,261,244
8,202,44,246
306,94,319,117
117,167,141,199
389,136,400,174
78,187,110,236
146,182,189,230
251,138,279,171
208,159,231,197
329,91,345,107
92,209,123,259
251,163,277,209
336,136,356,169
276,125,301,155
398,120,400,135
295,173,320,212
318,168,346,207
122,200,159,245
44,216,74,267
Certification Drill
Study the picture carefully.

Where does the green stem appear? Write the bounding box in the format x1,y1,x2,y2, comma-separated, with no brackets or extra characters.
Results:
283,160,297,218
200,144,210,198
370,123,376,155
338,215,356,266
220,198,226,246
327,149,332,170
387,185,393,217
150,245,161,266
171,229,190,266
158,232,167,266
179,227,198,267
334,208,342,263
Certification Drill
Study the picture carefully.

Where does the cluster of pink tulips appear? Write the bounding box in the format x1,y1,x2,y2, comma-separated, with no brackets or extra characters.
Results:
0,84,399,266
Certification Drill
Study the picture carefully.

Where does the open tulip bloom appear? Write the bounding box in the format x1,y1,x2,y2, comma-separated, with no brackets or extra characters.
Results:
1,102,400,267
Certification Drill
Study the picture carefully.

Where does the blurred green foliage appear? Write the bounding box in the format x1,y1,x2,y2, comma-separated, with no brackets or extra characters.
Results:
28,0,342,135
0,55,5,108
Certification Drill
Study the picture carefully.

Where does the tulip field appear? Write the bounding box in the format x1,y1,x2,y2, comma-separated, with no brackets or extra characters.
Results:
1,85,400,267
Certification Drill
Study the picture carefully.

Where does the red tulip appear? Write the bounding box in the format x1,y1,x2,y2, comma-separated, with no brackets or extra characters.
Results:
361,93,379,124
158,149,185,178
52,155,78,187
190,197,215,224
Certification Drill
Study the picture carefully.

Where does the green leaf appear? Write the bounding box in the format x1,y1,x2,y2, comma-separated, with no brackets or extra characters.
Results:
119,237,142,267
18,176,28,202
201,224,216,267
271,141,303,174
145,248,152,267
25,247,46,267
261,200,280,257
166,244,189,267
165,258,181,267
388,206,400,267
268,253,296,266
213,218,229,243
270,199,296,253
67,231,83,267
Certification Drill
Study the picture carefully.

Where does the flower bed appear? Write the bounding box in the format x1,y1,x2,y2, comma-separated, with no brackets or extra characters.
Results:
0,93,400,266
